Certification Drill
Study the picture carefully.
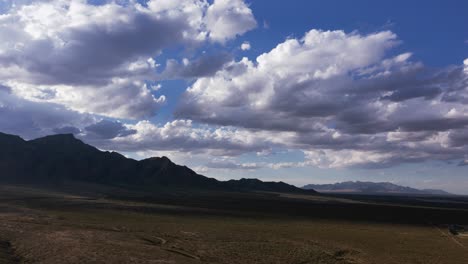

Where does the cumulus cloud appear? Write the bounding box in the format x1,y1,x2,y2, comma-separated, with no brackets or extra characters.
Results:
7,79,166,119
0,0,256,119
177,30,404,131
177,29,468,168
0,86,94,139
240,41,251,51
100,119,291,156
1,0,466,172
303,149,395,169
205,0,257,43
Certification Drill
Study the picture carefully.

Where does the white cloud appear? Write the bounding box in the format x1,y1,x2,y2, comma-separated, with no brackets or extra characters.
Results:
0,0,256,119
0,87,95,139
205,0,257,43
177,29,404,130
102,119,292,156
303,149,394,169
1,1,467,172
240,41,251,51
6,79,166,119
177,29,468,168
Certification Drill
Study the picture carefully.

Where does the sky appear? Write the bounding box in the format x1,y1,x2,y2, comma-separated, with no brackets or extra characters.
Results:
0,0,467,193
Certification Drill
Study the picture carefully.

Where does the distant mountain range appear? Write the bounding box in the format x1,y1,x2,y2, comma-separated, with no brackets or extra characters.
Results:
0,132,314,194
302,181,452,195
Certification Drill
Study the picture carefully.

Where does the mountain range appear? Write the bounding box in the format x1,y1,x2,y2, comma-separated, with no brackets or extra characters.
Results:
302,181,452,195
0,132,313,194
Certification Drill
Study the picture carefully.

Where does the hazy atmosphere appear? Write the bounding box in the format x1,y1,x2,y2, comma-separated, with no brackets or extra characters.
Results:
1,0,467,193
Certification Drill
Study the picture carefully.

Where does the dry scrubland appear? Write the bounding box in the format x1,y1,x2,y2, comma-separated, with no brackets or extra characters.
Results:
0,185,467,264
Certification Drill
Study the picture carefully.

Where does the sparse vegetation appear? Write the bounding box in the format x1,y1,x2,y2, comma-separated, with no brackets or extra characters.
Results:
0,185,467,263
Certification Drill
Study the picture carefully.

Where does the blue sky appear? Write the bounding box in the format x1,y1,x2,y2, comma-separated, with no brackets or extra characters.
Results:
250,0,467,67
154,0,468,117
152,0,468,123
0,0,467,193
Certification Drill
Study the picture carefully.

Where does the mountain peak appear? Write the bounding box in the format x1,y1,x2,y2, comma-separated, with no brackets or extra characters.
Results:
29,133,97,151
0,132,26,144
0,131,316,194
33,133,77,141
303,181,452,196
141,156,174,165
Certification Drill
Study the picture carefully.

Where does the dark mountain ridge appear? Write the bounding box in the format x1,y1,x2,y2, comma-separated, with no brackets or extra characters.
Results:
302,181,452,195
0,132,313,194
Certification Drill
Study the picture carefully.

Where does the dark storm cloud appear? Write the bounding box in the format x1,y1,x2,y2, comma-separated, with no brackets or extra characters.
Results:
448,129,468,147
0,91,94,139
0,13,188,86
399,117,468,132
53,126,81,135
160,53,232,79
0,84,11,93
85,120,137,139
